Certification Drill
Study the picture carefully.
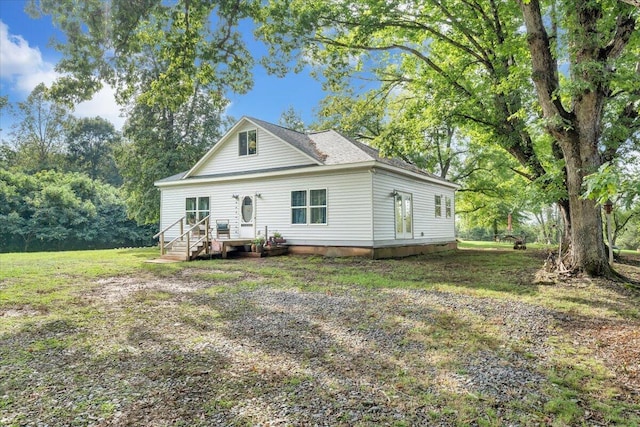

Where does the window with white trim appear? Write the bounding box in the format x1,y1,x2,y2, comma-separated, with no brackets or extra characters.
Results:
186,196,210,224
445,196,452,218
435,195,442,218
395,191,413,239
310,189,327,224
291,189,327,225
239,130,257,156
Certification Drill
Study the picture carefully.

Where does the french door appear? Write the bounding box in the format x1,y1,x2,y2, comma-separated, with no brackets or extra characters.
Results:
395,192,413,239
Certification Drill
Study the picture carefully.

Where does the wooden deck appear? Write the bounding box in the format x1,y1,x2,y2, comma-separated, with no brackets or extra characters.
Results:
213,238,253,259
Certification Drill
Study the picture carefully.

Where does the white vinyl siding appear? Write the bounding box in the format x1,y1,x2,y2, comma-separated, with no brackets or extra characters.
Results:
372,170,455,245
159,170,373,245
191,125,314,176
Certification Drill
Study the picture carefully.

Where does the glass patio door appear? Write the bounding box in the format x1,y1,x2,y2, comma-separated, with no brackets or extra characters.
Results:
394,192,413,239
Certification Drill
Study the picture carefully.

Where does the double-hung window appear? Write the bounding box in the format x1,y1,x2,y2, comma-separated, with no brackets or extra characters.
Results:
239,130,257,156
291,189,327,225
435,195,442,218
186,197,210,225
445,196,452,218
291,191,307,224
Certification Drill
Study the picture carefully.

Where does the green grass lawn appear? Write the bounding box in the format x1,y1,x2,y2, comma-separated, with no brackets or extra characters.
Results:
1,245,639,426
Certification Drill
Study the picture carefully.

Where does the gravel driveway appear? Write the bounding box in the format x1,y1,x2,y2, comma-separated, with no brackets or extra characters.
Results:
2,262,639,426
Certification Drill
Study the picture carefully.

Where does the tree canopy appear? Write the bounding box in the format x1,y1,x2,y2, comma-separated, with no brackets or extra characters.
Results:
26,0,258,109
11,83,70,173
0,169,153,252
21,0,640,275
257,0,640,275
66,116,122,185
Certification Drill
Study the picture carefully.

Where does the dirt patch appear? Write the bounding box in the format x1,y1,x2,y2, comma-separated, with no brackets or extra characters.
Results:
591,324,640,396
0,308,42,317
92,276,211,303
566,317,640,397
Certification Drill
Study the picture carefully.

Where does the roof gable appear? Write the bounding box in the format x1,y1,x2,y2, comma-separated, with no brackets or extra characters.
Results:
159,117,456,189
184,117,322,179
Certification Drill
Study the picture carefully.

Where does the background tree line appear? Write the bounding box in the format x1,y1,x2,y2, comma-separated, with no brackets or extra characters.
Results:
0,83,193,253
4,0,639,273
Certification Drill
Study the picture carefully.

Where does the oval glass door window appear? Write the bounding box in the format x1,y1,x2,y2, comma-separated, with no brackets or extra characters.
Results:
241,196,253,223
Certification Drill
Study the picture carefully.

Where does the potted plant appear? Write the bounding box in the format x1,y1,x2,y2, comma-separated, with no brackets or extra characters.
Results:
272,231,286,245
252,237,265,253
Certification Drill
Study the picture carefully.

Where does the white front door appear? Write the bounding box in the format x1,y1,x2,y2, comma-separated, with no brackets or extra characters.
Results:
239,195,255,239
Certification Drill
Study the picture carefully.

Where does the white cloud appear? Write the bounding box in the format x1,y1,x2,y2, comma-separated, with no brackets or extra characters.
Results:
0,20,124,129
15,66,59,93
74,85,126,129
0,21,43,78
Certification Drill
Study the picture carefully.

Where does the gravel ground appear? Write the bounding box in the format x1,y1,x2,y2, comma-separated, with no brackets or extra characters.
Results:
1,268,638,426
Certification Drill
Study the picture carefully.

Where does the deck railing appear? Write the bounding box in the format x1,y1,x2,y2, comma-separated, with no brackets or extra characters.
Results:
154,215,211,258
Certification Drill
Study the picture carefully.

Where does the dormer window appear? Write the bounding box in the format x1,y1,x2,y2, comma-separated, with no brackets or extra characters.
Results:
239,130,257,156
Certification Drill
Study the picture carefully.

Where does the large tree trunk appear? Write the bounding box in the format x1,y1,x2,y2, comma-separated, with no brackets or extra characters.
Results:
561,134,610,275
517,0,635,276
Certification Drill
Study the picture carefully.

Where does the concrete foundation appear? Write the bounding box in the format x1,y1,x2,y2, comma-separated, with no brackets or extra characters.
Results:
288,241,457,259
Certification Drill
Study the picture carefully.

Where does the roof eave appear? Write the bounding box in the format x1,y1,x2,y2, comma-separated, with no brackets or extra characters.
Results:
155,161,377,187
155,160,460,189
373,162,461,190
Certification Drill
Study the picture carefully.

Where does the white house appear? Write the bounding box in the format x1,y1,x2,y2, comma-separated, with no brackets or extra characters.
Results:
154,116,459,259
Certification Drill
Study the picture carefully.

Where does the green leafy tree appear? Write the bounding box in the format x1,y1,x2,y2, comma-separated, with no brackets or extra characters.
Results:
316,83,535,238
584,158,640,247
66,116,122,185
0,95,8,134
27,0,251,225
26,0,257,110
314,90,387,141
0,169,153,252
11,83,70,172
279,106,306,132
117,87,229,224
258,0,639,276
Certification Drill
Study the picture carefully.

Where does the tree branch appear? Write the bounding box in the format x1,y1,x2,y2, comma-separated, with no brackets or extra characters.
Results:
600,11,636,60
509,167,535,181
315,36,476,99
518,0,573,130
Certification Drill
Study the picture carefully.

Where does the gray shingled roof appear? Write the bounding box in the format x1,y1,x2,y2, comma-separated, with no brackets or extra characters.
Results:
155,170,187,184
157,117,454,186
249,117,444,181
247,117,326,162
307,130,373,164
332,131,444,181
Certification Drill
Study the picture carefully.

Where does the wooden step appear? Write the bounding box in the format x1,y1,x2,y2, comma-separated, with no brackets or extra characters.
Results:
160,253,189,261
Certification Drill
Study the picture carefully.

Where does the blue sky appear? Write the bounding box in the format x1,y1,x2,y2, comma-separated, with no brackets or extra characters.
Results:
0,0,327,138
